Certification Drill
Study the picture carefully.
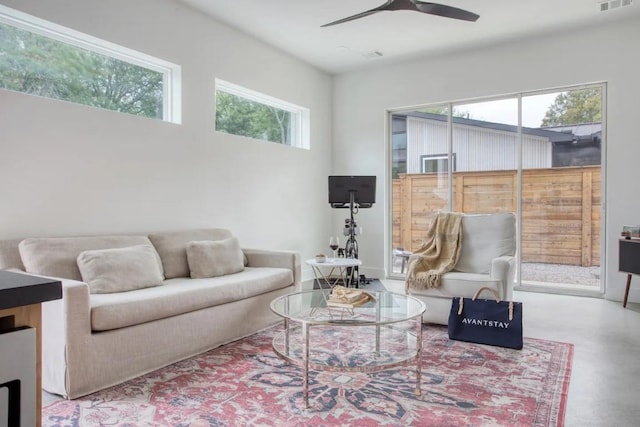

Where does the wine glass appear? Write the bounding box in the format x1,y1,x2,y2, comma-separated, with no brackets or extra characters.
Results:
329,237,339,259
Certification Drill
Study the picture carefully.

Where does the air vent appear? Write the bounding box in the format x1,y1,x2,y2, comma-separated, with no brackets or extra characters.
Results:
600,0,633,11
362,51,383,59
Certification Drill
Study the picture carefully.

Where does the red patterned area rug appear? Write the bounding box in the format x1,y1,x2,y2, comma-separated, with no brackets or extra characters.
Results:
43,325,572,427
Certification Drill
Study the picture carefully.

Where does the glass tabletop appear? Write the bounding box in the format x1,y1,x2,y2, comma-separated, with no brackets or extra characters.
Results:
305,257,362,267
270,290,425,325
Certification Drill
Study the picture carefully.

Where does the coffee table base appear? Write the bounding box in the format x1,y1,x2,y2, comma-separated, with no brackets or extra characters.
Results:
272,321,423,407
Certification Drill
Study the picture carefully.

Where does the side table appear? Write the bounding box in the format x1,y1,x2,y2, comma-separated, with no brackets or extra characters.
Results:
619,238,640,307
306,258,362,289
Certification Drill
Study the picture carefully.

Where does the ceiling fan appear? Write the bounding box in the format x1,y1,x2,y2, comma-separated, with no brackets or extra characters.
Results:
321,0,480,27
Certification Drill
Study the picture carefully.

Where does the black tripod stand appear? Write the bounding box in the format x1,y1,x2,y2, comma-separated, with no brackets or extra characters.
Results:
342,191,371,287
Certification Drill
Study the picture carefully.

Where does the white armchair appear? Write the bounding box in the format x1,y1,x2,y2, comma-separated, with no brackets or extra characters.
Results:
407,212,516,324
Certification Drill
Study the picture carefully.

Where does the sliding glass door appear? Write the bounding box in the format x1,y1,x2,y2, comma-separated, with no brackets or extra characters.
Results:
451,98,518,215
520,88,603,292
388,85,604,295
391,106,450,274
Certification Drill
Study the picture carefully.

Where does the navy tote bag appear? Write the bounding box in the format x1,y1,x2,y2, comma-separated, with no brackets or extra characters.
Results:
448,287,523,350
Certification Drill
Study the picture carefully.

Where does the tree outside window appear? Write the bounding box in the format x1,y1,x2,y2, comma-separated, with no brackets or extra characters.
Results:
0,14,177,121
214,79,309,149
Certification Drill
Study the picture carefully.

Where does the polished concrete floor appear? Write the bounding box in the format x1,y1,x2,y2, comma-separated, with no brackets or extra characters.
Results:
380,279,640,427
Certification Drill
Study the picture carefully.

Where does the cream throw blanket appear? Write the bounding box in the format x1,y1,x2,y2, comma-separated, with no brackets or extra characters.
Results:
405,212,463,292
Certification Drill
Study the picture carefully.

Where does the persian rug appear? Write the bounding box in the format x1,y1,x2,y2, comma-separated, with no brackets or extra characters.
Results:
42,325,572,427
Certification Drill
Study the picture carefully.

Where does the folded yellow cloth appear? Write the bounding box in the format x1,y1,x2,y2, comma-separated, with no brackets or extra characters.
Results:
405,212,463,292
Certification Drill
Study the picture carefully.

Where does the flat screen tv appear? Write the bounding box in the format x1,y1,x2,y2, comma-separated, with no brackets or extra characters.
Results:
328,176,376,208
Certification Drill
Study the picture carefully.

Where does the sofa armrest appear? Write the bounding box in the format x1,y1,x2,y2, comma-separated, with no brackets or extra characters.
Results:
41,278,91,397
490,256,516,301
243,249,301,290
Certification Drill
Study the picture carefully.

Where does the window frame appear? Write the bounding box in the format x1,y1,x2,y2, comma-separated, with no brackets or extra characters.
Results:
0,5,182,123
215,78,310,149
420,153,456,173
387,83,606,297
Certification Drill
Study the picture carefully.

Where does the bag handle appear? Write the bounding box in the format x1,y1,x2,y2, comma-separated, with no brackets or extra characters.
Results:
472,286,501,302
457,288,515,321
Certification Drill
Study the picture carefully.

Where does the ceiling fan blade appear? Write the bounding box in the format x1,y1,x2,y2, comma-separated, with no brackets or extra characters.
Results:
414,2,480,22
321,9,382,27
320,0,479,27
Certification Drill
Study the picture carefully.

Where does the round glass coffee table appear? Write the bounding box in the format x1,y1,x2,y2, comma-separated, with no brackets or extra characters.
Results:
270,290,426,407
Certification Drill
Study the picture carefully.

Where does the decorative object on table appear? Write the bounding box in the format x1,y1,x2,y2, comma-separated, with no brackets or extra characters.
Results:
329,236,339,258
326,285,375,308
314,254,327,263
448,286,523,350
621,224,640,239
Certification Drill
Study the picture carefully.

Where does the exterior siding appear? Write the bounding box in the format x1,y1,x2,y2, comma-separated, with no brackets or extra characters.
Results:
406,117,551,173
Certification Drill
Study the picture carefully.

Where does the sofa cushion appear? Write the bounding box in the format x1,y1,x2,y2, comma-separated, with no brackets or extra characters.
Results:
454,213,516,274
148,229,233,279
187,238,244,278
89,267,293,331
77,245,164,294
19,235,153,280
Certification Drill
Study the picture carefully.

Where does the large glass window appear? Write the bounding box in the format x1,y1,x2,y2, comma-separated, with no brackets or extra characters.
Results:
389,85,604,296
0,5,181,123
215,79,310,149
520,88,602,292
390,106,450,272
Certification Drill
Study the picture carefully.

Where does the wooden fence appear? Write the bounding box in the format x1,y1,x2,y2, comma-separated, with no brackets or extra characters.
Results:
393,166,601,266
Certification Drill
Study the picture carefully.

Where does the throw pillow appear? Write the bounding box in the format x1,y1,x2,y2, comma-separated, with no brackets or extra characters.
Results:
148,229,233,279
77,245,165,294
186,237,245,278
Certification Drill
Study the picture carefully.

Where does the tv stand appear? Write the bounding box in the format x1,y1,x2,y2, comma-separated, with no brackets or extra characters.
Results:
328,176,376,287
342,191,368,287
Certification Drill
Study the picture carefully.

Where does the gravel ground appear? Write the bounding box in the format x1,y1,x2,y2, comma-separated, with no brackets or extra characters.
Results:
520,262,600,287
392,258,601,287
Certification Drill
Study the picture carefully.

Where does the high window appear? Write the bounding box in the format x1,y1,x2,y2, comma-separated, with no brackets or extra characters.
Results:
0,5,181,123
215,79,310,149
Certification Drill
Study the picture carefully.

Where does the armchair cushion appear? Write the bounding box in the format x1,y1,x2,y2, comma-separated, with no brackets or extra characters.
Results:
410,272,502,298
454,212,516,274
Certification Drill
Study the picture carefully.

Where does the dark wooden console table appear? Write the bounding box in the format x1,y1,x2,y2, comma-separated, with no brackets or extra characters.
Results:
619,238,640,307
0,270,62,427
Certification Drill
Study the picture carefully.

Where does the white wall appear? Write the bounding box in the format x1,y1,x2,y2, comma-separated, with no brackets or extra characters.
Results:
0,0,332,280
333,15,640,301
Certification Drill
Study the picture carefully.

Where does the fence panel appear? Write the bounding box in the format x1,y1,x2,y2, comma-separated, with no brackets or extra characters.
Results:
393,166,601,266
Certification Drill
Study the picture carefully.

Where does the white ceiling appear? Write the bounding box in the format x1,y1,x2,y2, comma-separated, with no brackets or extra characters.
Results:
178,0,640,74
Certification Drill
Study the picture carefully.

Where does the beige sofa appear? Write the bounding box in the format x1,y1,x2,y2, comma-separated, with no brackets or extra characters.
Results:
0,228,300,399
407,212,516,325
